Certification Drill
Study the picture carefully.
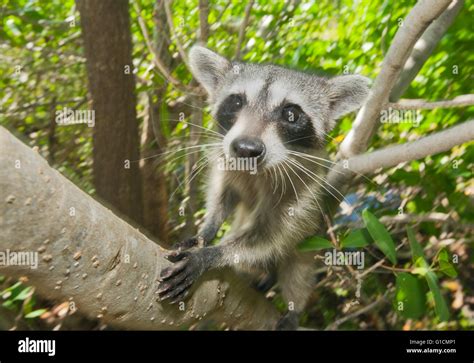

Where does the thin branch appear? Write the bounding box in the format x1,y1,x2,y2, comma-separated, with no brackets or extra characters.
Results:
132,0,183,88
198,0,209,44
163,0,193,73
388,94,474,110
326,119,474,207
378,265,413,273
390,0,464,101
235,0,254,60
358,241,407,280
330,212,468,234
325,289,392,330
339,0,453,158
338,119,474,177
3,97,85,114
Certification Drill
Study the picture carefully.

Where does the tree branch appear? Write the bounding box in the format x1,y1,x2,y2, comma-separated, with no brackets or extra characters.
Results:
198,0,209,44
330,212,469,234
235,0,254,60
132,0,183,89
163,0,192,73
328,119,474,188
325,289,391,331
0,126,278,330
388,94,474,110
339,0,453,158
389,0,464,101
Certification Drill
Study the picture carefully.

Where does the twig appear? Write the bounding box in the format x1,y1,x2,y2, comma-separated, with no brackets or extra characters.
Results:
132,0,183,88
325,288,392,330
198,0,209,44
378,265,413,273
329,119,474,182
235,0,255,60
339,0,453,158
329,212,461,234
359,241,406,278
323,213,339,248
163,0,193,73
3,98,85,114
390,0,464,101
388,94,474,110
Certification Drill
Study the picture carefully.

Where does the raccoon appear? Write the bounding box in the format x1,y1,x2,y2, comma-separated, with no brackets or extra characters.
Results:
158,45,370,329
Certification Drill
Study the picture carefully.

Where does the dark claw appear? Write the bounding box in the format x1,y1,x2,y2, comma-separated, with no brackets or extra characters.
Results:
158,250,205,304
158,269,189,294
159,260,187,281
169,289,190,304
164,250,188,262
159,277,194,303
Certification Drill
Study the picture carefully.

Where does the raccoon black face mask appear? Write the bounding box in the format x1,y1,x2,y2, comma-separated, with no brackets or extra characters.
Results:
158,45,370,330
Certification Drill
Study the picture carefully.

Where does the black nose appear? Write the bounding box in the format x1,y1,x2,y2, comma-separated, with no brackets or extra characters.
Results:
231,137,265,158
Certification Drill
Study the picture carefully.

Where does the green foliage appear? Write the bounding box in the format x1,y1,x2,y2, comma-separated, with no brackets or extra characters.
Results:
303,210,459,323
1,281,45,320
341,229,370,248
436,249,458,278
395,273,426,319
24,309,47,319
425,271,450,322
298,236,333,251
362,210,397,264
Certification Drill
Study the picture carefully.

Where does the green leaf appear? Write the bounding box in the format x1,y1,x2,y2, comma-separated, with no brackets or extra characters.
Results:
439,260,457,278
436,248,457,277
407,227,425,263
395,273,426,319
425,271,449,322
2,300,15,309
362,210,397,264
437,248,449,262
1,282,23,301
298,236,333,251
341,229,370,248
13,286,33,301
24,309,47,319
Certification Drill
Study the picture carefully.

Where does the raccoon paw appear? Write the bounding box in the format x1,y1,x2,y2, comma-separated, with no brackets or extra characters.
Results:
275,311,300,330
157,250,205,304
172,236,204,251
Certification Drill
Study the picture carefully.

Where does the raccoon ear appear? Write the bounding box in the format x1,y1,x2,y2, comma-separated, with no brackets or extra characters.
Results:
189,45,232,96
327,75,371,120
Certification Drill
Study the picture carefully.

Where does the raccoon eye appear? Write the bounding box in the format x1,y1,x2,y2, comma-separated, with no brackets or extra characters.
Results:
225,94,244,113
282,104,302,123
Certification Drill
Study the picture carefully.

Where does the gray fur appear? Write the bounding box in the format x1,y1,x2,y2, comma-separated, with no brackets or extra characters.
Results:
160,45,370,329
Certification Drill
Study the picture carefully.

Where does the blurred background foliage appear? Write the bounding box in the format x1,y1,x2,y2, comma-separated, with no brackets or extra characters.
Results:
0,0,472,330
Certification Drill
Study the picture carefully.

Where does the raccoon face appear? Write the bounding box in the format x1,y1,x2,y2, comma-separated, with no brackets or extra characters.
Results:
189,45,370,170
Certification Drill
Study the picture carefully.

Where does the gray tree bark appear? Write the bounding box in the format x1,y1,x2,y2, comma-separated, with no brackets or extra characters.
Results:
0,126,278,330
389,0,464,101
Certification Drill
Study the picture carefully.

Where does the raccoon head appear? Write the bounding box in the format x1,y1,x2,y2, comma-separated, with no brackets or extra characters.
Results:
189,45,370,171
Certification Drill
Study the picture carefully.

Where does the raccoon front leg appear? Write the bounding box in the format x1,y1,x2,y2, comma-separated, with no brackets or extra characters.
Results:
172,187,239,251
275,252,315,330
157,244,227,303
158,239,274,303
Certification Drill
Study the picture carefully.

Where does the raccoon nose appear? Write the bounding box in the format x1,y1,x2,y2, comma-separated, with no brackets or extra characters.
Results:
231,137,265,158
